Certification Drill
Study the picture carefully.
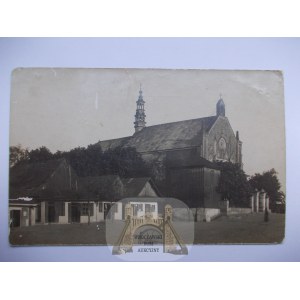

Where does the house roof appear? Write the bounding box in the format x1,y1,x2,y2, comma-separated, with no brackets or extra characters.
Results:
9,198,39,205
99,116,218,153
79,175,161,200
121,177,161,197
78,175,122,200
9,159,66,198
9,156,162,201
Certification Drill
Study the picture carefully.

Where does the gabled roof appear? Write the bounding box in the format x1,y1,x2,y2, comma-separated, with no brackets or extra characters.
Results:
99,137,131,152
99,116,218,153
122,177,161,197
79,175,122,200
10,159,64,188
79,176,161,200
126,116,217,153
9,159,66,198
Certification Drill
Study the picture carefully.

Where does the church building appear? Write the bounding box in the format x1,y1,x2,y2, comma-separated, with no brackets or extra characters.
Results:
99,88,242,209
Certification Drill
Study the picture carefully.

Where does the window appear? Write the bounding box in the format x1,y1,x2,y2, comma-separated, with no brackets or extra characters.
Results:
99,202,103,212
132,204,138,216
145,204,151,213
151,205,156,212
81,203,94,216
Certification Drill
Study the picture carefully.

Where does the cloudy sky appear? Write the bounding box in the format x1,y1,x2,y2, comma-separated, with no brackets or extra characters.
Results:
10,68,285,190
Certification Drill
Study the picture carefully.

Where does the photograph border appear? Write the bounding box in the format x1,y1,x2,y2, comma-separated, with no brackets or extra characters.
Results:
0,37,298,261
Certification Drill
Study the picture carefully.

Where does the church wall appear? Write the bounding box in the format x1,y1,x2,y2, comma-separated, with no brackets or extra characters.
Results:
206,117,239,163
166,167,205,208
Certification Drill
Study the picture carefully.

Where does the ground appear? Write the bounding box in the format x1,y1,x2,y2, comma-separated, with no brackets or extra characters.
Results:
193,213,285,244
9,213,285,246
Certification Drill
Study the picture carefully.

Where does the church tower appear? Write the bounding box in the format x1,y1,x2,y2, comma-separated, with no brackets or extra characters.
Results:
134,85,146,133
216,95,225,117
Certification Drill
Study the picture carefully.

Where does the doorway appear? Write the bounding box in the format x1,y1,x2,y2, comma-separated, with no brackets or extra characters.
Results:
71,203,81,223
48,203,56,223
10,210,21,227
104,203,112,219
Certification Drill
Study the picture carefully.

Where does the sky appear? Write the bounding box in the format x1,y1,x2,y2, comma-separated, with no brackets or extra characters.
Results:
10,68,285,191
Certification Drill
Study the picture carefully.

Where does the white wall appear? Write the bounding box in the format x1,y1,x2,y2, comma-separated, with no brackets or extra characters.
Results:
58,202,69,224
30,207,36,225
113,202,122,220
41,201,46,224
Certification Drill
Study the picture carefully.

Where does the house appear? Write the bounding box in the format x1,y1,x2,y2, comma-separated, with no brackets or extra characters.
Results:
9,159,161,226
9,197,39,227
78,176,161,221
9,158,79,227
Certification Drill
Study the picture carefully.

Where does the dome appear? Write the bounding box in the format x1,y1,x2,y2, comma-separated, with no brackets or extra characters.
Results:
216,97,225,116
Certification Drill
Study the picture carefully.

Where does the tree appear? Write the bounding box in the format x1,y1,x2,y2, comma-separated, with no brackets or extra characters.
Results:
28,146,54,163
14,142,150,179
9,144,29,167
249,169,285,211
216,162,253,207
101,146,150,177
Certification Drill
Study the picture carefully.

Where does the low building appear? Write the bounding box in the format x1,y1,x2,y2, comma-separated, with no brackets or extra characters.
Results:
9,159,161,226
9,198,39,227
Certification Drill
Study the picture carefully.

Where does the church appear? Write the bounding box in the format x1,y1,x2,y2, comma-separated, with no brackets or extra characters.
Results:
98,88,243,209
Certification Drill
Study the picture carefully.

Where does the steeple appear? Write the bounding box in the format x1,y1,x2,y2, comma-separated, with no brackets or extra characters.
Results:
134,85,146,133
216,94,225,117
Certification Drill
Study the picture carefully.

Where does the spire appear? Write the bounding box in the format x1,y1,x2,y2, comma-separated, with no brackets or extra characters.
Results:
134,85,146,133
216,94,225,117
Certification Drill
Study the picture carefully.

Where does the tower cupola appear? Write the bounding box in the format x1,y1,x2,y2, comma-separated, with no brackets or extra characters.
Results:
134,85,146,133
216,94,225,117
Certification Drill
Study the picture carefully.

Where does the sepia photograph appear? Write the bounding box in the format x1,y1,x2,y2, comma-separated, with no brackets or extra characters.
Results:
8,68,286,255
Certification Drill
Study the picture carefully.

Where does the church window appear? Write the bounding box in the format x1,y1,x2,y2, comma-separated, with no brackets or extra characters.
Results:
218,137,227,160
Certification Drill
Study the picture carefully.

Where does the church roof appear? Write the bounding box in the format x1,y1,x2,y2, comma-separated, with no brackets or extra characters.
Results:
99,136,131,152
166,148,220,169
99,116,218,153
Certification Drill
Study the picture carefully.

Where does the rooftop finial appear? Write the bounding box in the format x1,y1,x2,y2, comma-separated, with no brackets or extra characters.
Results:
216,95,225,117
134,86,146,133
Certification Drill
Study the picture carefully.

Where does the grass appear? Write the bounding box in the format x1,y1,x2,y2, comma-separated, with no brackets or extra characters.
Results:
193,213,285,244
9,212,285,246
